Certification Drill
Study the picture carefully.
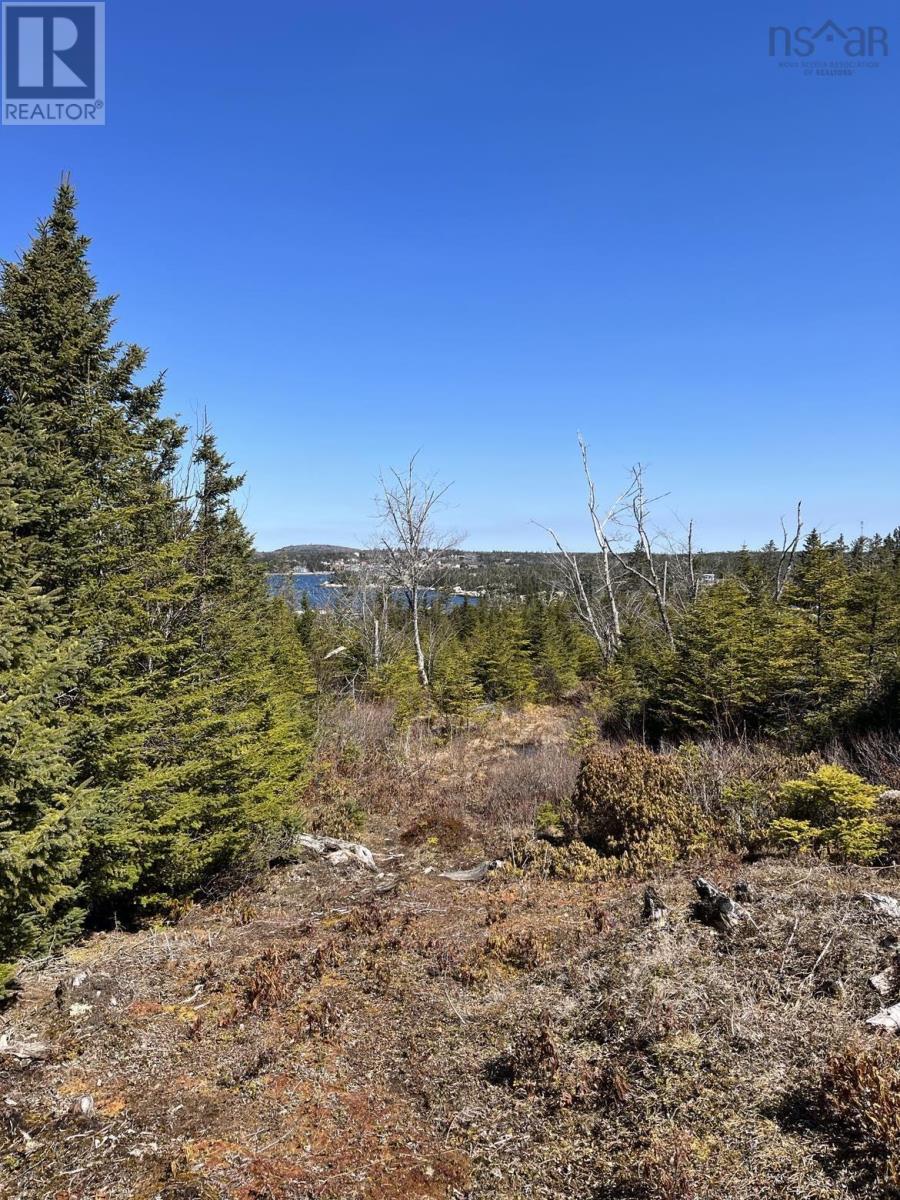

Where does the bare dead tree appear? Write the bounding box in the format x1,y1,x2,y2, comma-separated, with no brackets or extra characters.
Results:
541,442,689,657
579,434,626,652
605,465,676,650
537,521,618,661
656,513,705,611
332,556,395,672
376,456,459,687
775,502,803,601
687,518,698,599
535,436,631,662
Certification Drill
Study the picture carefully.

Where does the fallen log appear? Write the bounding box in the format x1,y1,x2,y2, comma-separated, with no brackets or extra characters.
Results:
868,1002,900,1031
0,1034,50,1061
439,860,502,884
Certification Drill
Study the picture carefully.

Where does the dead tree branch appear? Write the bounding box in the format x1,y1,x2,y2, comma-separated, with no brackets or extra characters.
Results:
376,455,459,687
775,502,803,601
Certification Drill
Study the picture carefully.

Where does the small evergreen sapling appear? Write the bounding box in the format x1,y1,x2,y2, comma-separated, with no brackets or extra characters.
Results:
769,765,886,862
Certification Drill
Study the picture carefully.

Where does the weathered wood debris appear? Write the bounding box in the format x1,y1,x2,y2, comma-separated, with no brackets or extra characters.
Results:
439,860,503,883
869,965,896,996
693,877,748,930
293,834,379,871
0,1033,50,1061
855,892,900,919
642,886,668,925
867,1002,900,1031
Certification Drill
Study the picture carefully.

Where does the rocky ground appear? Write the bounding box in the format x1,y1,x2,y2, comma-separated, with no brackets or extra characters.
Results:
4,714,900,1199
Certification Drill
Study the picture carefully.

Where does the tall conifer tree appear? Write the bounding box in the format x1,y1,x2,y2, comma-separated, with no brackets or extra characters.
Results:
0,426,84,973
1,184,314,937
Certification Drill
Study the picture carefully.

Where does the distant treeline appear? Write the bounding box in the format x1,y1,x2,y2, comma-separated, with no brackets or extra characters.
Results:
298,533,900,747
259,544,781,599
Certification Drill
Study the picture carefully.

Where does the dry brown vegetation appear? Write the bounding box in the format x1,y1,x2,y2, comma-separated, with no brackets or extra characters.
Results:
3,705,900,1199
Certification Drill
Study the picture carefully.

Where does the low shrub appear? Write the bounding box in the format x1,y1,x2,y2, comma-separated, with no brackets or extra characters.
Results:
843,731,900,793
484,742,579,834
569,743,704,873
535,801,563,835
304,765,366,839
486,1011,561,1097
768,765,886,862
779,763,881,823
766,817,819,853
513,837,614,882
822,1041,900,1187
315,698,397,763
675,740,820,851
400,809,472,851
483,928,543,970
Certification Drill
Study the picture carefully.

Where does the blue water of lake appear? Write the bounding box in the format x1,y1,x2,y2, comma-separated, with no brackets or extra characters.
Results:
267,573,478,610
267,573,341,608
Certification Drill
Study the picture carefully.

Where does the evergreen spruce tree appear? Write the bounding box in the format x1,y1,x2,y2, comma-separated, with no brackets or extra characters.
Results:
0,182,182,598
778,531,864,736
371,653,426,729
734,546,769,599
432,637,483,721
1,185,314,937
0,425,85,975
470,607,537,706
844,533,900,730
0,183,189,914
662,578,770,737
81,431,313,911
188,431,313,864
531,601,580,702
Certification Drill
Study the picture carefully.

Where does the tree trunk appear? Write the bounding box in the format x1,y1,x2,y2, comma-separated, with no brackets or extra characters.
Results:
411,586,429,687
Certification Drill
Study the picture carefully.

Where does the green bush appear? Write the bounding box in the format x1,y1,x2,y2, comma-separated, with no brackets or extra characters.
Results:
534,801,563,835
825,817,887,862
675,741,820,852
768,765,886,862
569,743,704,873
369,654,426,730
768,817,820,853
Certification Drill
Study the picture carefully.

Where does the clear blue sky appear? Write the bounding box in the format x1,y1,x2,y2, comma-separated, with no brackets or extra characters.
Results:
1,1,897,550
